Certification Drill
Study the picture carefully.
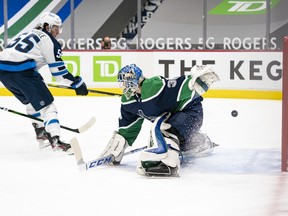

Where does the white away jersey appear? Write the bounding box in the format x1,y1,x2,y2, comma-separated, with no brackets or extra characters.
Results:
0,29,71,82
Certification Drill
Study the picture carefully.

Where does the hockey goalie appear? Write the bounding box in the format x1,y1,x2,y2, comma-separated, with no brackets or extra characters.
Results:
99,63,220,177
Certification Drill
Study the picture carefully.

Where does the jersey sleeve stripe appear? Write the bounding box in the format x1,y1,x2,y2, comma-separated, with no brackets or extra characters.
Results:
51,69,68,76
48,62,65,67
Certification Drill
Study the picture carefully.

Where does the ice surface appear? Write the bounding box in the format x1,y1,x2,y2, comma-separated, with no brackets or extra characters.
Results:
0,96,287,216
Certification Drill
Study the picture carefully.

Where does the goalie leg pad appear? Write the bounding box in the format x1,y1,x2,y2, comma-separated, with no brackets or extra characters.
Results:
137,113,181,177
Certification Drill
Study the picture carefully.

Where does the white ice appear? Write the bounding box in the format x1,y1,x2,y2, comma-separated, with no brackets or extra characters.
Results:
0,96,287,216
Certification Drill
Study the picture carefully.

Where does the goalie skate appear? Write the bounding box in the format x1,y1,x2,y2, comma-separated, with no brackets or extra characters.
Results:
137,162,179,177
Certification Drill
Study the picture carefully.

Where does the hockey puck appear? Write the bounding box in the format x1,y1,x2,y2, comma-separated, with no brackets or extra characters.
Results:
231,110,238,117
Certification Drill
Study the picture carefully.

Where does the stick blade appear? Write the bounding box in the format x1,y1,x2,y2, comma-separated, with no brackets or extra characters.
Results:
70,137,86,171
77,116,96,133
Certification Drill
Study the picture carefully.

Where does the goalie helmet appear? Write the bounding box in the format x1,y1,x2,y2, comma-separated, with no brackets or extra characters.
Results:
38,12,63,33
118,64,143,99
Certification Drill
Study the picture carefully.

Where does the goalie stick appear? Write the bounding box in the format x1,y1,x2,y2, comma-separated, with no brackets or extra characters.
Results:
47,83,122,96
0,106,96,133
70,137,147,171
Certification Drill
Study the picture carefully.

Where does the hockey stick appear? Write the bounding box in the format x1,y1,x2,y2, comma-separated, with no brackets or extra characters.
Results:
47,83,122,96
70,137,147,171
0,106,96,133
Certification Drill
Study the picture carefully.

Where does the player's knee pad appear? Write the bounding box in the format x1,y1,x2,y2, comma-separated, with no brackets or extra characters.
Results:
39,103,60,137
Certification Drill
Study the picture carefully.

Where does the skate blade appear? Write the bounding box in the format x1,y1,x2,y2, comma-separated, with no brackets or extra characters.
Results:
38,141,51,149
52,147,74,155
137,166,180,178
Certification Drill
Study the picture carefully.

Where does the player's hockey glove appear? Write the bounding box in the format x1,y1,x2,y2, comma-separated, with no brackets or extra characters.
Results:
99,131,129,165
71,76,88,95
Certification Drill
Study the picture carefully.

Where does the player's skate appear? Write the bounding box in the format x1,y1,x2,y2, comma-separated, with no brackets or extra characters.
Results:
182,132,219,157
32,123,50,149
48,135,73,154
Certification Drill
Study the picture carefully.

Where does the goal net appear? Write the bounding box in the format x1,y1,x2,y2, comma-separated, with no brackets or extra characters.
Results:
282,36,288,172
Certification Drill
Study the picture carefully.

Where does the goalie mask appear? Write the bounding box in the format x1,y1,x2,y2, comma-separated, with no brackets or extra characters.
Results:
118,64,143,100
38,12,63,34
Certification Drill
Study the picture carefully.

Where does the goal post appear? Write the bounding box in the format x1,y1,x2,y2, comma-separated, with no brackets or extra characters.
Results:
282,36,288,172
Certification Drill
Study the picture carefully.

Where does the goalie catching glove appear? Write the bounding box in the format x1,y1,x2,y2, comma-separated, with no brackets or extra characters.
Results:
99,131,129,165
71,76,89,95
189,65,219,95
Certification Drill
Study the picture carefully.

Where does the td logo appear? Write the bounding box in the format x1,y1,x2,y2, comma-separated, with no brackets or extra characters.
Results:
93,56,121,82
62,56,80,76
209,0,280,15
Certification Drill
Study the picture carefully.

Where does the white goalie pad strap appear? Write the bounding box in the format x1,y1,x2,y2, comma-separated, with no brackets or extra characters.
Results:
161,137,180,168
140,150,168,162
160,122,171,131
100,131,128,161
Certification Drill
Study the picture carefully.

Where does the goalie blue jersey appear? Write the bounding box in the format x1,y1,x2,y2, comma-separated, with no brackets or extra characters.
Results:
118,75,202,145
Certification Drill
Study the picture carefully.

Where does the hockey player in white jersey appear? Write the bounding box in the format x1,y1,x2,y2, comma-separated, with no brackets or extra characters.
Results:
0,12,88,153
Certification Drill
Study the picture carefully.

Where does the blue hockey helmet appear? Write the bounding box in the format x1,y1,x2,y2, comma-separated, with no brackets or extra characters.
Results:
118,64,143,99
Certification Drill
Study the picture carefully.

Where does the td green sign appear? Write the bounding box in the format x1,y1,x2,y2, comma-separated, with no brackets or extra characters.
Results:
62,56,80,76
209,0,280,15
52,56,80,81
93,56,121,82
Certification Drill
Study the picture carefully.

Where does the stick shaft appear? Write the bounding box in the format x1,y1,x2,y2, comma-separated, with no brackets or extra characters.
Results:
0,106,94,133
48,83,122,96
70,137,147,171
85,146,148,170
